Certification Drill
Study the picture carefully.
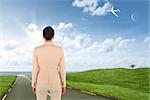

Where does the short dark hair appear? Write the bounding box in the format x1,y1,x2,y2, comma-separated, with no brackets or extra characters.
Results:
43,26,54,40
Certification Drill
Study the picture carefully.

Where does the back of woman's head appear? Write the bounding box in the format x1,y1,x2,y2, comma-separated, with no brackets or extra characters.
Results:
43,26,54,40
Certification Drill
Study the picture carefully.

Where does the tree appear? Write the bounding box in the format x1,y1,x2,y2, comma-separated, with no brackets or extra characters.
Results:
130,64,135,68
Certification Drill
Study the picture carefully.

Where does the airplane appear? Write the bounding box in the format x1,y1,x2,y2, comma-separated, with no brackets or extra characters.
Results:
107,6,120,17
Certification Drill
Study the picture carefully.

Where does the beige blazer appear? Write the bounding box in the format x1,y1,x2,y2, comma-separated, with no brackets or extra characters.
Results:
31,41,66,88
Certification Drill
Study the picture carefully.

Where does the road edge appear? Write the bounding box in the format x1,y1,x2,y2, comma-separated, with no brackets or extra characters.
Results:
2,76,17,100
67,86,96,96
66,85,118,100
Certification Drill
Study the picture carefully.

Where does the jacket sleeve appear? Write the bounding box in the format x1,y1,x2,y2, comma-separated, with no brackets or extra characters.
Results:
32,48,39,87
58,48,66,87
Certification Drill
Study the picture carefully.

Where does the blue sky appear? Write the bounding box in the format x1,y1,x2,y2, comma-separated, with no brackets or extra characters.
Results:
0,0,149,71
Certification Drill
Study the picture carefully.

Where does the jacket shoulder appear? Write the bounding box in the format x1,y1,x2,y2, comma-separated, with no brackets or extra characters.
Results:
52,44,63,49
34,45,43,50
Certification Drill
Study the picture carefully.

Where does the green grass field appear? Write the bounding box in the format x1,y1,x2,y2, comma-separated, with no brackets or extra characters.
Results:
66,68,150,100
0,75,16,99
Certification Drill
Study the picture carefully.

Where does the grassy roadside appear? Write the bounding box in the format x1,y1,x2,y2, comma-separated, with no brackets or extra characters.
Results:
0,75,17,99
66,68,150,100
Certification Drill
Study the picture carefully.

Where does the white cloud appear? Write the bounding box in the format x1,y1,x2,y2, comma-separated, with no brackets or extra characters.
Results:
99,38,115,52
26,23,43,44
144,36,150,43
27,23,38,30
0,22,74,71
52,22,73,30
0,39,33,67
60,34,138,70
91,1,112,16
72,0,98,8
0,40,19,50
117,38,135,49
0,23,43,70
51,22,74,41
0,22,148,71
61,33,91,49
72,0,113,16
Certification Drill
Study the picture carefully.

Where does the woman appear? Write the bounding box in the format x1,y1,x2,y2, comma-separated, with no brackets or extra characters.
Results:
31,26,66,100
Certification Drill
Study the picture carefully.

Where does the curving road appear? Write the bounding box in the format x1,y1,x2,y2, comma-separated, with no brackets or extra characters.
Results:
5,76,113,100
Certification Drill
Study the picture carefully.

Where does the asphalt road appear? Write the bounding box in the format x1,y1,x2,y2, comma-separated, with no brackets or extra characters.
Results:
5,76,112,100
